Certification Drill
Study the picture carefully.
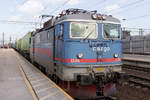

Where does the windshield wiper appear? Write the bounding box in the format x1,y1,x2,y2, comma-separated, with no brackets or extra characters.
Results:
83,30,94,40
104,30,115,40
104,30,110,38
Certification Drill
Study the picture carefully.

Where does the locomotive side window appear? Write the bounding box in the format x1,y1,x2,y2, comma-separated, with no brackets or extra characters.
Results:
70,22,97,39
60,24,64,35
59,24,64,39
35,34,40,43
47,31,50,40
103,24,120,39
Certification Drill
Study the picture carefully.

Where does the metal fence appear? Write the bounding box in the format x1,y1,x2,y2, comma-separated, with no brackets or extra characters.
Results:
122,27,150,54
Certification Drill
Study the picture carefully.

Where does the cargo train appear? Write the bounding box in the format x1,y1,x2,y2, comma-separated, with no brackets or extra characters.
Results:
14,9,126,99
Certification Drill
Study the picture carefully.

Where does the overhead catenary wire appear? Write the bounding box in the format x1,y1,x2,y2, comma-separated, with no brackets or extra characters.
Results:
49,0,71,14
124,14,150,21
119,0,144,9
104,0,144,14
0,20,40,25
123,27,150,31
112,0,145,15
88,0,107,9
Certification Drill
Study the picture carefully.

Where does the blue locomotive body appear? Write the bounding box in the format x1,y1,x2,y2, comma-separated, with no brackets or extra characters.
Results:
29,9,124,98
55,22,122,65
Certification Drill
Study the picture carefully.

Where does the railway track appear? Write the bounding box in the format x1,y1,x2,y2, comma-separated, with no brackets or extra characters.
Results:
128,74,150,89
117,58,150,100
123,64,150,89
123,64,150,73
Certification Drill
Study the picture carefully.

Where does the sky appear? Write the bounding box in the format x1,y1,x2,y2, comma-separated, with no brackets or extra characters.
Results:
0,0,150,42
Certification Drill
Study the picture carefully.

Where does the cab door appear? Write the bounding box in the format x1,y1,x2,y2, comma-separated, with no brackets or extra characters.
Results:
55,24,64,61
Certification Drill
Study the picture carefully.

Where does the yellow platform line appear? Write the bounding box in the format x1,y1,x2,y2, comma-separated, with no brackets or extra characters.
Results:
11,50,38,100
13,49,74,100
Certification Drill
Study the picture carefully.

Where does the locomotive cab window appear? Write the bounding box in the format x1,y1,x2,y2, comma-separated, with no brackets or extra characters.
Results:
103,23,120,39
70,22,98,39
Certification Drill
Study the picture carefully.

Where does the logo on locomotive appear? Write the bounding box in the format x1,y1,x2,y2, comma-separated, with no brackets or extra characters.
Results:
93,46,110,52
90,42,110,52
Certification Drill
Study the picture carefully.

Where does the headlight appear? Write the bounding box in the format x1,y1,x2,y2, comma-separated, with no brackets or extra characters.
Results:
114,53,118,58
77,53,83,59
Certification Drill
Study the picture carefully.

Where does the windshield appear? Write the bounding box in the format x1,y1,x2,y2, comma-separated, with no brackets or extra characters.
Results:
70,22,97,39
103,24,120,39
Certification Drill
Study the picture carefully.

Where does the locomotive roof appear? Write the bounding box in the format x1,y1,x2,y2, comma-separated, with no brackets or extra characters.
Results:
38,9,121,34
55,13,120,24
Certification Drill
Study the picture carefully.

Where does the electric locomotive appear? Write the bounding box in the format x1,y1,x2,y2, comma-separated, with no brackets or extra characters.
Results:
30,9,125,99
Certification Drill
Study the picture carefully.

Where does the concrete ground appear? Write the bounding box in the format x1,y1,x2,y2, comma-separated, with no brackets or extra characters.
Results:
0,48,73,100
0,48,33,100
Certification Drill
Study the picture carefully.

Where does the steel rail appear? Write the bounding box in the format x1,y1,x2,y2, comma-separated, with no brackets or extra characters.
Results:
129,74,150,82
123,64,150,73
129,80,150,89
128,74,150,89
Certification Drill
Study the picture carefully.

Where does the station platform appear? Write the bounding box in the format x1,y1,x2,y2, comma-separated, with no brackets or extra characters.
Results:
123,54,150,68
123,54,150,62
0,49,74,100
